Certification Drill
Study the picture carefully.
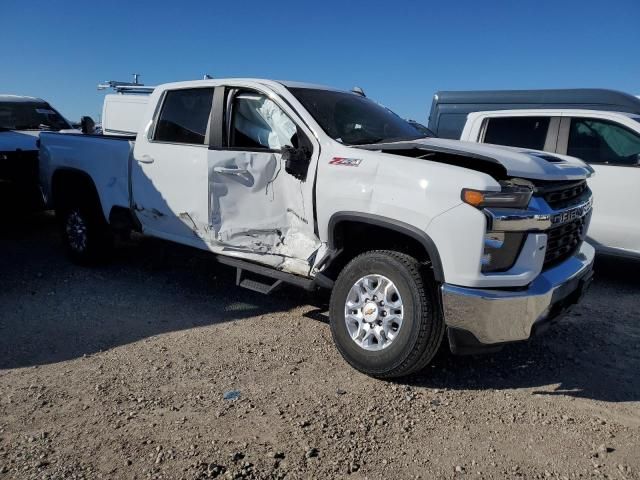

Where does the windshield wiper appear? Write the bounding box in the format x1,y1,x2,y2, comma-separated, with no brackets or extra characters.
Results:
354,135,430,146
348,138,386,146
14,124,55,131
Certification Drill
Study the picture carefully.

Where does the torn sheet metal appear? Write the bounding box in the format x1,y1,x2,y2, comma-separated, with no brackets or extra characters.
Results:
208,150,320,276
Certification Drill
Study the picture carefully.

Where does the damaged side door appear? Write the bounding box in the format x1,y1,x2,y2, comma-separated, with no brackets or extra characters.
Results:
207,87,320,275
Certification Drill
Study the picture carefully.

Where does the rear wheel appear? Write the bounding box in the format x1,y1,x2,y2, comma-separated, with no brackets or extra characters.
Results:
59,202,113,264
329,250,444,378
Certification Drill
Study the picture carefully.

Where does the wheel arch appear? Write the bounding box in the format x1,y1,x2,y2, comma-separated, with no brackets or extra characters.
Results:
326,212,445,283
51,167,106,221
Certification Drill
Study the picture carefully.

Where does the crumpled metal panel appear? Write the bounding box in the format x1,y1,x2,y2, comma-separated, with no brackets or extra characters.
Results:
208,150,320,276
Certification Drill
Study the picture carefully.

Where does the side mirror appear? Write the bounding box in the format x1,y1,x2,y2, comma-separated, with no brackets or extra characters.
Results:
282,145,311,181
80,116,95,135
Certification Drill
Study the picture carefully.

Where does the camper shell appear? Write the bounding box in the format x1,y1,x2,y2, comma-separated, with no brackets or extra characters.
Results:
428,88,640,139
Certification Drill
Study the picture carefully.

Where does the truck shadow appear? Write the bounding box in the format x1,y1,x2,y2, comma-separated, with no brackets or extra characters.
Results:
1,212,638,403
0,211,311,371
404,255,640,403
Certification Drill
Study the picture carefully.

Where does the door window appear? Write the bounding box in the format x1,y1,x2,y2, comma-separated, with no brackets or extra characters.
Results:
154,88,214,145
483,116,550,150
567,118,640,165
230,93,297,150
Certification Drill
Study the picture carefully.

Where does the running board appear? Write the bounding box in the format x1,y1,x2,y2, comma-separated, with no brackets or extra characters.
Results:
216,256,315,294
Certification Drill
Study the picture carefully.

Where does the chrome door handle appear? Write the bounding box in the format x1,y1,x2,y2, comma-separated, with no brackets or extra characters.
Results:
213,166,248,175
138,155,155,164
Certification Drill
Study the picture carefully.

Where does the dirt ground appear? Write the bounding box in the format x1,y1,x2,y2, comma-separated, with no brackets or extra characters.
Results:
0,211,638,480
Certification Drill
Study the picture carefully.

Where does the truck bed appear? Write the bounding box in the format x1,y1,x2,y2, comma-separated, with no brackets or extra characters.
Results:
39,132,135,219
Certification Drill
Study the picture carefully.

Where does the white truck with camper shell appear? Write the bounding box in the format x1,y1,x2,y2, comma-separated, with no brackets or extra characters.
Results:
460,110,640,259
39,79,595,378
429,89,640,259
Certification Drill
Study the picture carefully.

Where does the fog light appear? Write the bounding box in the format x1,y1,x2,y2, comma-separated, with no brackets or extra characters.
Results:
481,232,525,273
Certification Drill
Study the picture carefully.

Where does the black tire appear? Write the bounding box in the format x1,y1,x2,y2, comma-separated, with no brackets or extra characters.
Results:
58,200,113,265
329,250,444,378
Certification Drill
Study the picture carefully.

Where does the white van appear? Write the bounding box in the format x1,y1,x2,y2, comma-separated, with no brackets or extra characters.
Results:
101,93,150,136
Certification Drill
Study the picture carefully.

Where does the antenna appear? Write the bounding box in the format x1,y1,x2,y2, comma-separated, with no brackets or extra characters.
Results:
203,74,213,80
352,86,366,97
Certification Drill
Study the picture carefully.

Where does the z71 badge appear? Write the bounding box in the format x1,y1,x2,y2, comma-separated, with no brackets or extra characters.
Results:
329,157,362,167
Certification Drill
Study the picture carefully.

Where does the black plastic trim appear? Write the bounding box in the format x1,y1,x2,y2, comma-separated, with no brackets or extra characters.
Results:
328,211,445,282
108,205,142,232
447,327,505,355
207,145,281,153
216,255,315,291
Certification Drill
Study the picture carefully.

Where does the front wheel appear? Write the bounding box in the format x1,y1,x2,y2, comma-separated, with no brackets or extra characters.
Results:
329,250,444,378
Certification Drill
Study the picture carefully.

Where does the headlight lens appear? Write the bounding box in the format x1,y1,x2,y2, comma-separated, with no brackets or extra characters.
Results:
462,185,532,209
481,231,526,273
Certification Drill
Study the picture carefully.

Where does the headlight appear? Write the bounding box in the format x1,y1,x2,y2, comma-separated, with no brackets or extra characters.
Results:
481,231,526,273
462,184,533,209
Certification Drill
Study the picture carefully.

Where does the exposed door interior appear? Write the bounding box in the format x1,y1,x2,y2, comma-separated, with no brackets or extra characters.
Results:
206,87,320,274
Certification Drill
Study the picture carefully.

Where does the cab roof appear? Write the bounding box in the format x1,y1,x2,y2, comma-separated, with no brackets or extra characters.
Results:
156,78,351,95
0,94,46,103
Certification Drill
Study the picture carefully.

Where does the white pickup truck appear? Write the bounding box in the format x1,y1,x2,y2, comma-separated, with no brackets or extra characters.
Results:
39,79,595,378
460,109,640,258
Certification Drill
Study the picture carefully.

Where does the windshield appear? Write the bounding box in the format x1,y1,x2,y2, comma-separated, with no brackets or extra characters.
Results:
289,88,427,145
0,102,71,131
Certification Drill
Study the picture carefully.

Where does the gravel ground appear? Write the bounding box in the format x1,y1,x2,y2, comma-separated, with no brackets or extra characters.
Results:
0,211,638,479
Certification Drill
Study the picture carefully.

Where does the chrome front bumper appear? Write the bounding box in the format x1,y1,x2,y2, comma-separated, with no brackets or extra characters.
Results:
441,241,595,348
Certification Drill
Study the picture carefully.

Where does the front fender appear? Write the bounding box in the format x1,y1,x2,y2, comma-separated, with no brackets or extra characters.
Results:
328,211,445,282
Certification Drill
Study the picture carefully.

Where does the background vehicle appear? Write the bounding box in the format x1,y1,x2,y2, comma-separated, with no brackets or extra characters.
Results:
429,89,640,258
0,95,78,209
407,119,435,137
39,79,594,378
428,88,640,140
97,79,154,136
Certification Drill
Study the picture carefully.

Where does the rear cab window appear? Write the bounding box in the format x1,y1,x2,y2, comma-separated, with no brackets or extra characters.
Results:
0,101,71,131
154,88,214,145
483,116,551,150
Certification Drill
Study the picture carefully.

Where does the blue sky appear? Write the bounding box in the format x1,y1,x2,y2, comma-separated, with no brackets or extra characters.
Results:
2,0,638,122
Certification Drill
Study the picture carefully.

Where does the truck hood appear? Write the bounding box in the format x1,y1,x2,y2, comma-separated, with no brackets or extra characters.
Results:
0,130,40,152
0,129,80,153
356,137,593,181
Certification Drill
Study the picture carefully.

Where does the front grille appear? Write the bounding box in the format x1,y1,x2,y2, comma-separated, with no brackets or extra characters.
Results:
544,215,588,268
535,180,588,210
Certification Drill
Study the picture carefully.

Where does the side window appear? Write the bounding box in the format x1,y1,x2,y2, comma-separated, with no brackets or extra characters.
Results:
230,92,297,150
483,117,550,150
568,118,640,166
154,88,214,145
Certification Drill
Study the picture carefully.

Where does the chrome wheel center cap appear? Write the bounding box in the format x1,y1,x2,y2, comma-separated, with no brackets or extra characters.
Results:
362,302,379,323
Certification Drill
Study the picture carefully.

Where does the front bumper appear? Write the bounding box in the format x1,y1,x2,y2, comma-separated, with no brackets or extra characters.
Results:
441,241,595,353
